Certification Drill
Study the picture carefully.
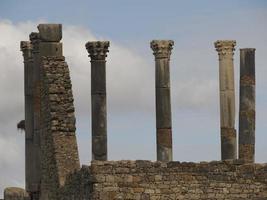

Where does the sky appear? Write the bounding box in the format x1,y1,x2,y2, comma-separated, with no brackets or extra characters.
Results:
0,0,266,197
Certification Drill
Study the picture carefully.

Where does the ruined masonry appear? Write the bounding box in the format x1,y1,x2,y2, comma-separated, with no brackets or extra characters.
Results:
3,24,267,200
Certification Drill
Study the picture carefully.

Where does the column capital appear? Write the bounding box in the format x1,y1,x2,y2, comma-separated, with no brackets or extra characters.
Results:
85,41,110,60
240,48,256,52
29,32,40,42
20,41,32,52
214,40,236,58
29,32,40,53
20,41,33,61
150,40,174,59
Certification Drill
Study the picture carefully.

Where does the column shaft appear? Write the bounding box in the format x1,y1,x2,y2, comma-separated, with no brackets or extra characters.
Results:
29,32,42,195
20,41,35,193
214,40,237,160
29,24,63,197
86,41,109,161
239,48,256,162
151,40,173,161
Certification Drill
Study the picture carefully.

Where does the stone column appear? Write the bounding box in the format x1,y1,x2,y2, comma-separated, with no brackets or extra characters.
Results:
29,32,42,199
86,41,109,161
214,40,237,160
29,24,63,199
150,40,174,161
20,41,35,195
239,48,256,163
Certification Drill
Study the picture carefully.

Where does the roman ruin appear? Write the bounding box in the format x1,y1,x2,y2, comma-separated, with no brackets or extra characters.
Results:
214,40,237,160
239,48,256,163
86,41,110,161
2,24,266,200
151,40,174,161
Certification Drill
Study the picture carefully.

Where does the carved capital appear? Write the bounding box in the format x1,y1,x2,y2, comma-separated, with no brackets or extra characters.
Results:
150,40,174,59
29,32,40,53
214,40,236,59
85,41,110,60
20,41,32,60
20,41,32,52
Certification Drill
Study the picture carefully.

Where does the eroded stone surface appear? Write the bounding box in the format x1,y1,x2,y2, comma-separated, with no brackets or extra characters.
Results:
86,41,109,161
4,187,29,200
215,40,237,160
151,40,174,162
239,48,256,163
60,160,267,200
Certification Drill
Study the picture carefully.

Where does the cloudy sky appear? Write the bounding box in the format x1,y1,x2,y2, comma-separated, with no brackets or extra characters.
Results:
0,0,266,197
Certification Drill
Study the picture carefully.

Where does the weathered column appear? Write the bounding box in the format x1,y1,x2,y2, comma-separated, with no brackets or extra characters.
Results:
151,40,174,161
214,40,237,160
20,41,35,195
239,48,256,163
29,32,42,200
29,24,63,199
86,41,109,161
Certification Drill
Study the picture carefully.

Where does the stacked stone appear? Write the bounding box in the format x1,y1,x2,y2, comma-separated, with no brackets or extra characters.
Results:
214,40,237,160
239,48,256,163
34,24,80,199
85,41,110,161
41,56,80,196
150,40,174,161
4,187,29,200
59,160,267,199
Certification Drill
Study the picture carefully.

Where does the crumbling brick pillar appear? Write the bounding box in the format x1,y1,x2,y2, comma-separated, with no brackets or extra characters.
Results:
86,41,110,161
28,24,80,200
214,40,237,160
150,40,174,161
20,41,38,197
239,48,256,163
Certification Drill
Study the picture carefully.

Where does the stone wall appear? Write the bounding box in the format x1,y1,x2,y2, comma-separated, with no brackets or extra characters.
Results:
3,188,29,200
39,56,80,199
60,160,267,200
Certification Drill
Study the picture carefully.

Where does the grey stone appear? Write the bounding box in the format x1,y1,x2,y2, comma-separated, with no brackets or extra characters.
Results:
239,48,256,162
86,41,110,161
151,40,173,162
214,40,237,160
37,24,62,42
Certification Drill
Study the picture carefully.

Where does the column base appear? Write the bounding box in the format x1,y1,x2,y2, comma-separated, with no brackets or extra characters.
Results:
221,127,237,160
239,144,255,163
157,128,172,161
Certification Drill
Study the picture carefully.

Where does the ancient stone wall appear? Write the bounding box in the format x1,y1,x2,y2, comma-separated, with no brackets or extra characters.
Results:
60,160,267,200
39,56,80,199
3,188,29,200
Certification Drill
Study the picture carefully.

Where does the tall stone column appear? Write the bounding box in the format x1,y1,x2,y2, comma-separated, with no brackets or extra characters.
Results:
20,41,35,194
86,41,109,161
29,24,63,199
151,40,174,161
239,48,256,163
214,40,237,160
29,32,42,200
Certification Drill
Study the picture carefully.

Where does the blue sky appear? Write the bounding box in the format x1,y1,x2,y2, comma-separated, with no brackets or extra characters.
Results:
0,0,266,196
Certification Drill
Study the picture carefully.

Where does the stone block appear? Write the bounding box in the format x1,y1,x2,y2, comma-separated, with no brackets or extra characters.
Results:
91,61,106,94
91,94,107,137
4,187,29,200
156,88,172,128
156,58,170,88
37,24,62,42
39,42,62,56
